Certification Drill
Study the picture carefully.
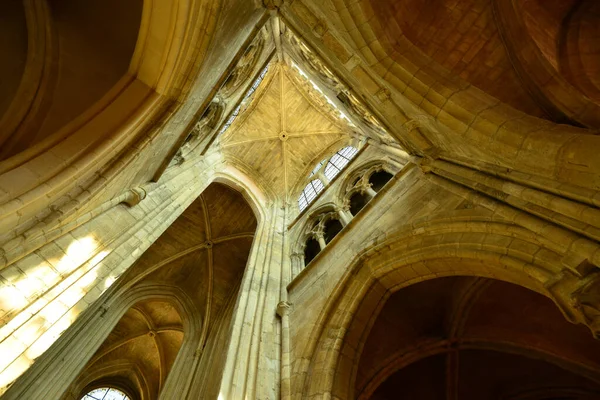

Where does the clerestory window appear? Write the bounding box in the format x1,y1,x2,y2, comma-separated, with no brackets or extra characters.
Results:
298,179,324,211
324,146,358,181
298,146,359,212
219,65,269,136
81,387,130,400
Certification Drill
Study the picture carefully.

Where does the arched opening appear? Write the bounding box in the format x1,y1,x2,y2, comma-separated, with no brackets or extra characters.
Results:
0,0,144,159
304,238,321,266
82,387,131,400
559,0,600,102
113,182,258,398
369,0,551,119
349,192,369,216
0,1,27,119
71,299,183,400
368,171,393,193
324,219,343,244
5,182,259,400
299,221,600,399
358,277,600,399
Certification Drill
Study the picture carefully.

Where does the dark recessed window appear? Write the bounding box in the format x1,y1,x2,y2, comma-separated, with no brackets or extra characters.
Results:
369,170,393,192
324,219,343,244
304,238,321,266
349,192,369,216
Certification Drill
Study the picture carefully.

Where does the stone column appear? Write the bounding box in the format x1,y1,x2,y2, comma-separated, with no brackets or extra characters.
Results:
216,203,285,400
315,231,327,250
365,186,377,199
290,252,305,277
277,301,292,400
337,207,353,226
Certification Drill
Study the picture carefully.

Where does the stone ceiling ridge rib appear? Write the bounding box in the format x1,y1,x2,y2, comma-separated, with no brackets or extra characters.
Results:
220,59,359,201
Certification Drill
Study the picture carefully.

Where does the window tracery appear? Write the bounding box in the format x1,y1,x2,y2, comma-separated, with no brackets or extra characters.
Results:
341,164,395,217
81,387,130,400
218,64,269,136
300,210,344,267
298,146,359,212
298,179,324,211
323,146,358,181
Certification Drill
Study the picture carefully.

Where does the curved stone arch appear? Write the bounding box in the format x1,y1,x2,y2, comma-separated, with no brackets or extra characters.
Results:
221,154,278,204
179,98,227,157
66,360,149,400
214,163,272,224
295,202,338,240
131,0,218,95
323,0,600,190
356,337,600,400
492,0,600,128
291,202,343,271
296,217,595,399
217,33,267,99
336,159,399,203
2,283,201,400
289,137,354,204
0,0,59,155
0,0,223,246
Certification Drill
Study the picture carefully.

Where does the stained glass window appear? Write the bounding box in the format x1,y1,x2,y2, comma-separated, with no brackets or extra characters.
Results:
82,387,130,400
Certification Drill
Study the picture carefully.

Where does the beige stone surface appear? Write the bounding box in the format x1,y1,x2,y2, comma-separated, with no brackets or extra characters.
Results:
0,1,600,399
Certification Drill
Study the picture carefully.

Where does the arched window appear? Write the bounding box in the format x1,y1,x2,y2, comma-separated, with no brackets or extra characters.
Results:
324,146,358,180
219,65,269,136
323,219,343,244
349,192,369,216
298,179,324,211
369,170,393,192
82,387,130,400
304,238,321,266
298,146,359,212
243,65,268,100
310,160,325,177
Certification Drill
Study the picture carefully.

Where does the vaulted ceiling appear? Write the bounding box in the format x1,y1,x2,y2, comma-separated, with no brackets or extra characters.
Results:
68,183,257,399
220,62,353,201
74,299,183,399
358,277,600,400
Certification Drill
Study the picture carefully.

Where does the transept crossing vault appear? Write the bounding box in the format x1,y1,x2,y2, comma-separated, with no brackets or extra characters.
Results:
0,0,600,399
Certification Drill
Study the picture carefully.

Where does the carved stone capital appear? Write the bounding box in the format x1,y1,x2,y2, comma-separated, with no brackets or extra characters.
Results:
376,88,391,102
123,187,147,207
547,270,600,339
571,272,600,338
276,301,293,317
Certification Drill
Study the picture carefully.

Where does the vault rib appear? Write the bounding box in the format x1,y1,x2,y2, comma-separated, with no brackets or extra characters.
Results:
222,135,281,148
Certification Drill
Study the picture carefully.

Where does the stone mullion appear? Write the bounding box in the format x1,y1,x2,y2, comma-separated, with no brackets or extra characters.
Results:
337,207,352,226
316,171,330,186
316,231,327,250
364,186,377,199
